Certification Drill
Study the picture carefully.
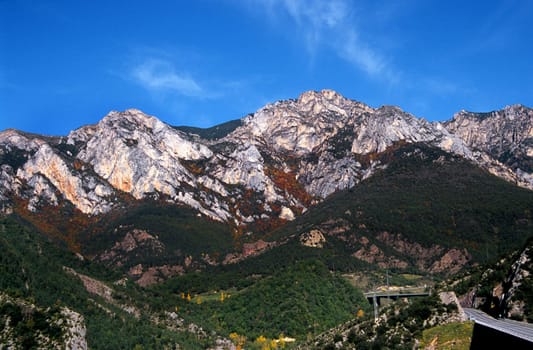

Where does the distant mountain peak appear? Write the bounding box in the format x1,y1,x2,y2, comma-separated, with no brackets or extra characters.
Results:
0,128,46,151
504,103,527,111
453,104,532,120
446,103,533,187
98,109,162,131
297,89,351,105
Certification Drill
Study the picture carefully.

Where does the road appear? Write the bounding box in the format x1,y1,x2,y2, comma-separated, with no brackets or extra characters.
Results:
464,308,533,343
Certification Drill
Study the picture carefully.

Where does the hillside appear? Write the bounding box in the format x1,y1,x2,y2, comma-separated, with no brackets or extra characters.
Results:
450,237,533,321
77,203,237,285
0,217,217,349
0,216,375,348
171,260,370,341
266,143,533,272
63,141,533,289
297,292,470,350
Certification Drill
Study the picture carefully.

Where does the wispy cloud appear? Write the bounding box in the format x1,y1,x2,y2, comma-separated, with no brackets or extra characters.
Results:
131,58,204,97
339,30,388,77
276,0,347,50
257,0,395,80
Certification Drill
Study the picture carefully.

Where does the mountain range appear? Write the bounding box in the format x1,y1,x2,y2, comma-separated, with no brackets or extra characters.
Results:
1,90,533,282
1,89,533,348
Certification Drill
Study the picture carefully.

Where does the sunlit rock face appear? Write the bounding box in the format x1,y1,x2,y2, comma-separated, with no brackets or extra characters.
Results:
1,90,532,223
0,129,114,215
18,143,114,214
445,104,533,187
75,109,212,198
222,89,482,199
236,90,368,155
69,109,234,221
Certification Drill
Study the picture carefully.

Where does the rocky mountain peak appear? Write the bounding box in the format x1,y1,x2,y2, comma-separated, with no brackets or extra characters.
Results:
233,90,372,156
296,89,355,111
73,109,214,202
98,109,160,132
446,104,533,185
452,104,532,123
375,105,405,115
0,129,48,152
504,103,527,112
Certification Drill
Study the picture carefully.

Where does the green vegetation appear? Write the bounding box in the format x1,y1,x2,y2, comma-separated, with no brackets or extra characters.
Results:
152,258,371,341
509,237,533,322
0,217,213,349
513,275,533,322
0,300,63,348
310,295,459,350
79,203,235,269
419,322,474,350
1,217,372,348
179,260,370,340
155,238,373,296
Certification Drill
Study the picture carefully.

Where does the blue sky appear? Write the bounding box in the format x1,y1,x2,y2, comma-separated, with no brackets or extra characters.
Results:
1,0,533,135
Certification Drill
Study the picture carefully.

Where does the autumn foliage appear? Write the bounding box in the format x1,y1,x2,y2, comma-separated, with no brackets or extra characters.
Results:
13,198,96,252
266,167,313,206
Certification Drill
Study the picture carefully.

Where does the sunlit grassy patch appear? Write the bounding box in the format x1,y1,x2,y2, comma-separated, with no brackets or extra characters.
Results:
419,321,474,350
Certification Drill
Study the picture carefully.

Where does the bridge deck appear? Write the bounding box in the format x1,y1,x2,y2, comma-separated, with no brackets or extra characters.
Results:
364,292,430,298
464,308,533,343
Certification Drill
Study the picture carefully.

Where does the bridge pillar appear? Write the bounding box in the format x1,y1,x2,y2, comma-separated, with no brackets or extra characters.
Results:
373,294,378,320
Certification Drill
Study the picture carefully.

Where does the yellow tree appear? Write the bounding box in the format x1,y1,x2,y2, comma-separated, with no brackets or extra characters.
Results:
277,334,286,348
256,335,267,344
256,335,269,350
229,332,246,350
